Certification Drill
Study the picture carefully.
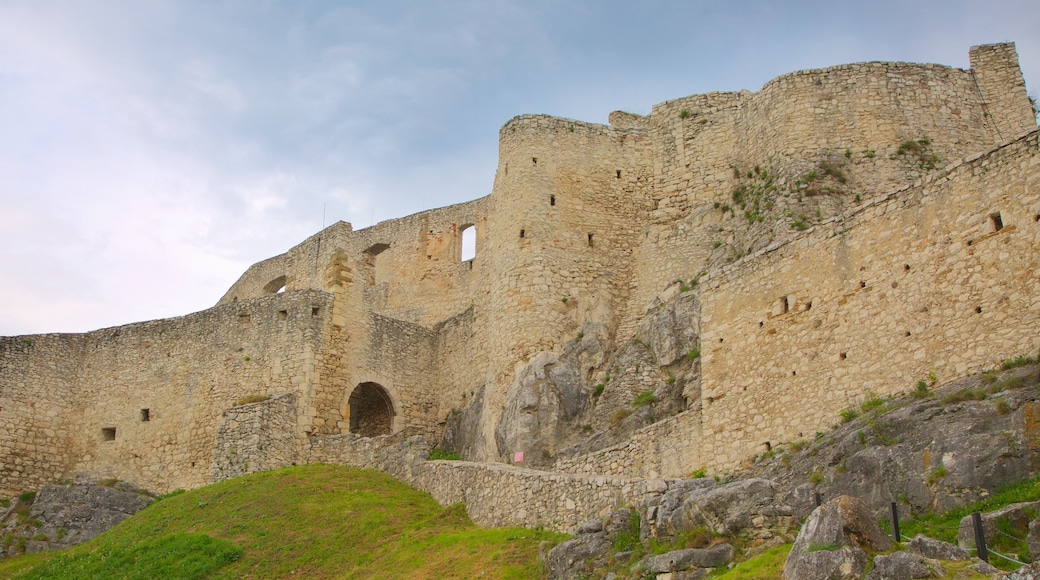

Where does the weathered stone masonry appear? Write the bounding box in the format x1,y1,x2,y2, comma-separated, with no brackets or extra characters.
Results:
1,43,1037,531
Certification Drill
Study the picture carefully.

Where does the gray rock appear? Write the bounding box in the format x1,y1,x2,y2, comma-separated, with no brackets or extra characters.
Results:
577,519,603,534
864,551,930,580
544,532,612,580
744,372,1040,519
957,501,1040,549
639,290,700,368
439,385,484,459
645,544,733,573
1030,519,1040,564
1000,561,1040,579
907,534,969,560
664,478,795,538
784,496,892,580
29,483,154,547
783,546,868,580
495,351,592,467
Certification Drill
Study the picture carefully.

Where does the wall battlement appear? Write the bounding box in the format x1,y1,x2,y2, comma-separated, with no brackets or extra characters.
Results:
1,44,1037,521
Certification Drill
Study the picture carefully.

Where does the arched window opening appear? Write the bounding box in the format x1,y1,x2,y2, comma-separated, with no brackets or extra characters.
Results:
460,225,476,261
263,275,287,295
347,382,395,437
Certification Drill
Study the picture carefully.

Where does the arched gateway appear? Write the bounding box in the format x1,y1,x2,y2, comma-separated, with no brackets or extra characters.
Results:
347,382,396,437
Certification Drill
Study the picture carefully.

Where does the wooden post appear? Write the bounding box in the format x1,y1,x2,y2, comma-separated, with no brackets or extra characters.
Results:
889,502,900,543
972,512,988,563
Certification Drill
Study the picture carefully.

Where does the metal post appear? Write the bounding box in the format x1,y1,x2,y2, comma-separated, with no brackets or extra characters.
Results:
972,512,988,563
889,502,900,543
814,491,821,507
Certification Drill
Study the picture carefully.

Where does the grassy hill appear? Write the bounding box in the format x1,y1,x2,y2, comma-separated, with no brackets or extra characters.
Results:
0,464,565,579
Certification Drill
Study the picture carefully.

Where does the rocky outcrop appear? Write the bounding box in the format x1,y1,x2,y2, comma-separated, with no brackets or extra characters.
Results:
651,477,796,540
0,480,154,558
783,496,893,580
745,365,1040,518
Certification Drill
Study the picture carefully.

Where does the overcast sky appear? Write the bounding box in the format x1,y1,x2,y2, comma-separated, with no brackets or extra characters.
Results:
1,1,1038,336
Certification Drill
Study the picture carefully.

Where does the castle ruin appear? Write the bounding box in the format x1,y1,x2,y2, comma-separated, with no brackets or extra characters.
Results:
1,44,1037,525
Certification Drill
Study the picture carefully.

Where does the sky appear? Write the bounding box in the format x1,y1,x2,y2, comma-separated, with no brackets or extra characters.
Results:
1,0,1038,336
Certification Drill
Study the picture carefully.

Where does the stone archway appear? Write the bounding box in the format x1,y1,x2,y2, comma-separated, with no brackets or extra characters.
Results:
347,382,395,437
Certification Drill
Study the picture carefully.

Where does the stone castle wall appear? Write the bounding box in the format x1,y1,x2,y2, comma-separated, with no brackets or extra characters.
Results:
0,291,334,495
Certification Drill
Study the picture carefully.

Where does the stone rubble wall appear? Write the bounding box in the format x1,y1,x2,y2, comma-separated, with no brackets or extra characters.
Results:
211,393,674,532
210,393,299,482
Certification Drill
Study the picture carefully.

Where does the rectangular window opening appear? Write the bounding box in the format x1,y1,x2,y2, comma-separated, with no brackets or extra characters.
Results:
531,157,537,165
990,212,1004,232
587,233,594,247
616,169,622,179
550,195,555,206
311,307,321,317
140,409,150,422
101,427,116,441
238,314,250,324
519,229,525,238
278,310,287,321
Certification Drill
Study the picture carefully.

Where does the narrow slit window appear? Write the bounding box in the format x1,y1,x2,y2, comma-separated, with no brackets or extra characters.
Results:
460,225,476,261
519,229,525,238
587,233,594,247
780,296,790,314
532,157,537,165
550,195,556,206
140,409,150,422
616,169,622,179
990,212,1004,232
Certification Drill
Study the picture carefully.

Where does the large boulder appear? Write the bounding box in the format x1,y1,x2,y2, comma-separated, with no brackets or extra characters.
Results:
661,478,795,538
29,482,154,547
640,543,733,573
544,532,613,580
783,496,893,580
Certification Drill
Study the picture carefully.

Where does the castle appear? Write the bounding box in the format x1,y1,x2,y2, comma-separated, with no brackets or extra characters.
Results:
1,44,1038,525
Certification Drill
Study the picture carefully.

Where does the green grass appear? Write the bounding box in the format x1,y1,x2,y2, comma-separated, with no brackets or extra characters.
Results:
710,544,791,579
0,464,565,580
900,475,1040,571
632,391,657,408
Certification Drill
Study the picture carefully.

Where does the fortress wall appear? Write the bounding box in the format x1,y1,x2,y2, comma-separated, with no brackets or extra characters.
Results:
621,43,1034,341
698,129,1040,471
556,128,1040,479
0,335,84,494
67,290,333,492
474,115,654,460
